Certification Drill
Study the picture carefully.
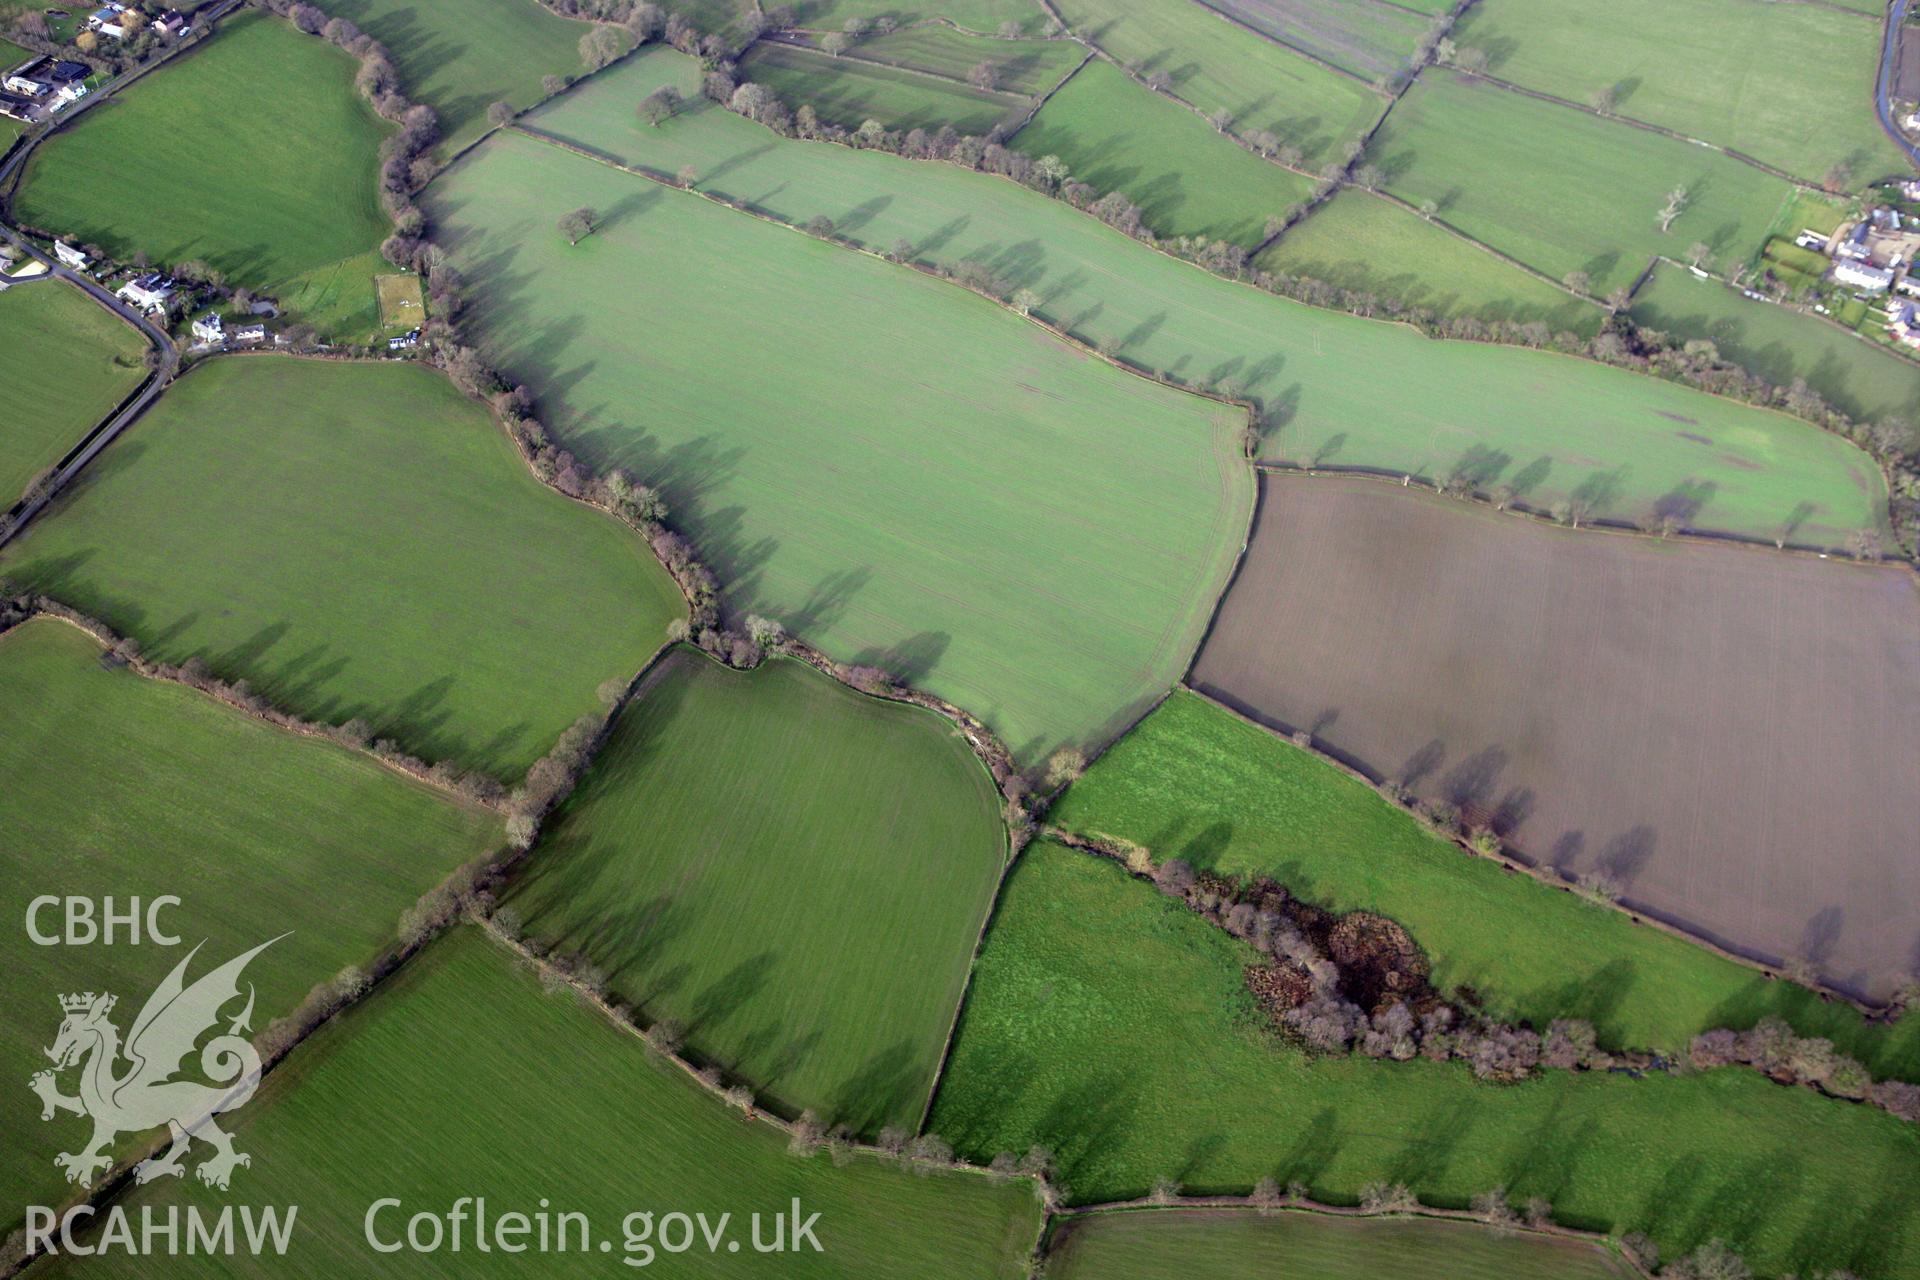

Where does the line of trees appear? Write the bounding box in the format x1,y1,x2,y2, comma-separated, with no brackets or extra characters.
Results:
10,595,507,805
1061,833,1920,1126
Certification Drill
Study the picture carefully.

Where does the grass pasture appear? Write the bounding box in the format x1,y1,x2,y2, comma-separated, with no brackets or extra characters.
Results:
1050,0,1384,167
509,648,1005,1132
1010,58,1313,246
1198,0,1428,83
741,39,1029,133
518,49,1888,548
14,13,391,338
1,357,684,779
309,0,590,153
373,270,425,332
1047,1208,1635,1279
929,842,1920,1278
1053,690,1920,1078
0,617,500,1226
826,24,1083,95
0,35,25,146
1453,0,1905,187
1373,70,1793,294
1191,474,1920,1001
1258,187,1599,333
1632,262,1920,425
0,279,146,501
430,126,1252,761
40,927,1045,1279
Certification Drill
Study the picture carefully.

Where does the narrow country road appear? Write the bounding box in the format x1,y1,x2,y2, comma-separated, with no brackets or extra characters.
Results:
0,0,245,546
1876,0,1920,170
0,217,179,549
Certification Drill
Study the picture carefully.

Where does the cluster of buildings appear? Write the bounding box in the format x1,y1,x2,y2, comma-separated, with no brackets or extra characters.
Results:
0,5,195,123
0,57,90,124
85,3,192,42
1790,205,1920,349
109,273,264,347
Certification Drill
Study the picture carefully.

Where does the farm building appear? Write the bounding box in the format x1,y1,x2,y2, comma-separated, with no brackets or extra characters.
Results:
1836,221,1874,261
0,90,34,122
5,58,54,97
87,3,129,39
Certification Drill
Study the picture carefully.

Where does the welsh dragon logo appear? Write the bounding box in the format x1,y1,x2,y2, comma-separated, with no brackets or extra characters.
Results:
29,937,282,1191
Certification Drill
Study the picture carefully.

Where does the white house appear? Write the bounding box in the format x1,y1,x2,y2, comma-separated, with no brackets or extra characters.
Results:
52,241,91,270
153,10,189,38
116,273,178,314
191,312,224,345
230,323,267,345
1833,258,1895,292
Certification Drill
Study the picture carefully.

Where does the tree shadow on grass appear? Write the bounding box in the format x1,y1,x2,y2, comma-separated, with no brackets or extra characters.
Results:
832,1039,923,1137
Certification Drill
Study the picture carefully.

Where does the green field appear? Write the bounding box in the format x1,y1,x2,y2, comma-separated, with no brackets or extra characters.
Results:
1631,262,1920,425
0,617,500,1225
1052,691,1920,1079
14,13,391,337
791,0,1049,35
0,279,146,500
929,843,1920,1278
742,40,1028,133
1454,0,1905,187
1050,0,1384,166
310,0,591,153
1048,1208,1634,1279
1259,187,1600,333
1,357,684,779
1374,70,1794,294
517,50,1886,547
508,648,1005,1132
40,927,1045,1279
1010,59,1313,246
841,25,1082,94
430,127,1251,761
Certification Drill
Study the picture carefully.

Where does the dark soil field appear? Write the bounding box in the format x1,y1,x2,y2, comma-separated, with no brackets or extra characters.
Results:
1191,473,1920,1000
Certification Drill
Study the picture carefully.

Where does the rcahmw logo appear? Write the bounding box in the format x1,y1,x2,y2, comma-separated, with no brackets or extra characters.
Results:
23,935,301,1258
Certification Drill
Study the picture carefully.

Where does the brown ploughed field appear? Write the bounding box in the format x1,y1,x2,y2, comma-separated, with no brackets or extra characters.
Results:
1193,472,1920,1000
